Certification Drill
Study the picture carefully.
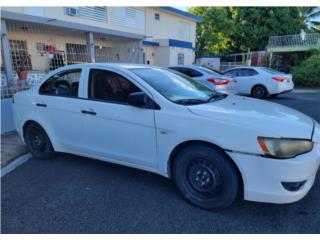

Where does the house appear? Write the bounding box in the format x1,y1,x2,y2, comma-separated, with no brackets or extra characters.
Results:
0,7,202,87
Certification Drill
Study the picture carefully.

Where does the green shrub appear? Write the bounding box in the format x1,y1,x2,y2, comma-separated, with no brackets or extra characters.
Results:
291,50,320,87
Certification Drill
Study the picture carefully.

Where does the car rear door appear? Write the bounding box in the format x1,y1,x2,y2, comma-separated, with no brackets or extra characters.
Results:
35,67,86,151
79,67,158,169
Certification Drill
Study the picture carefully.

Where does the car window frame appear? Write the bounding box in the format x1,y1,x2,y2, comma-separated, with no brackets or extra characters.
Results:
83,67,160,109
239,68,259,77
38,68,83,98
170,67,203,78
224,69,239,77
224,68,258,77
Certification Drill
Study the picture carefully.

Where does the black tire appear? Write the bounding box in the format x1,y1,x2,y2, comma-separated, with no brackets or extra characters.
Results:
24,122,56,159
173,144,240,210
251,85,268,98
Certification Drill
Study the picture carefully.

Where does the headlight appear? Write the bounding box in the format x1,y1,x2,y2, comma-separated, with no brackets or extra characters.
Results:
257,137,313,159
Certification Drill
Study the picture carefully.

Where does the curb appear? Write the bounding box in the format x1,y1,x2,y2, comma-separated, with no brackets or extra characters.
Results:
1,153,32,177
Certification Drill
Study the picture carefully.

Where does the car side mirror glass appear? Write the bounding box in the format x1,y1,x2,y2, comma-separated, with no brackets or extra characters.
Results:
128,92,148,108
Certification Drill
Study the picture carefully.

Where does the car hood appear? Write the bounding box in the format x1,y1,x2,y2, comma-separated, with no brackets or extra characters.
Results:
187,95,314,139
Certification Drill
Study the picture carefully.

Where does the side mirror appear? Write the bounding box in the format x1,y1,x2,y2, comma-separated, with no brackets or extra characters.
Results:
128,92,148,108
128,92,161,110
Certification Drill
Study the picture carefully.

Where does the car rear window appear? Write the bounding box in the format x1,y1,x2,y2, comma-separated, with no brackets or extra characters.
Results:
261,67,283,74
200,66,223,76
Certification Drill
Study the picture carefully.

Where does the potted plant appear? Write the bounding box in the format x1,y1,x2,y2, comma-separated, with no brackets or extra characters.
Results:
16,54,31,81
16,66,28,80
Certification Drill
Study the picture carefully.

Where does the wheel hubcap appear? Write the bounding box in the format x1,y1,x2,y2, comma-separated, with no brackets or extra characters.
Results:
30,129,45,151
254,87,265,98
188,159,222,193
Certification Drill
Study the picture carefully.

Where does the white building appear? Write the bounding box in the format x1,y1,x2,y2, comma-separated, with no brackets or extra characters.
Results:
0,7,202,87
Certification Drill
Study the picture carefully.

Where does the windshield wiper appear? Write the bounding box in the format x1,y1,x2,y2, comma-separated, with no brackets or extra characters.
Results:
206,93,227,102
174,99,208,105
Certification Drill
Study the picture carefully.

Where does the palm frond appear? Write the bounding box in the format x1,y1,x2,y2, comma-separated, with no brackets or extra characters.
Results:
307,9,320,18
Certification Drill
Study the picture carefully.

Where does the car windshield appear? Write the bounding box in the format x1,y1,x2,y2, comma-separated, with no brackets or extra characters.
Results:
261,67,283,74
130,68,225,105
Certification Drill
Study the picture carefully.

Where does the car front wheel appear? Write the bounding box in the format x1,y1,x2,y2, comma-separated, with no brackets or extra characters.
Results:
173,144,240,210
25,122,56,159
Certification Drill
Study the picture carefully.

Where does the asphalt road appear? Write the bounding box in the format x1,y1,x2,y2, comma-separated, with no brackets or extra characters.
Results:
2,90,320,233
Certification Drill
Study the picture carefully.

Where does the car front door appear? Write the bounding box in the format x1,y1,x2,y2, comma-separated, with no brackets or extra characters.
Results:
80,67,157,169
36,68,86,151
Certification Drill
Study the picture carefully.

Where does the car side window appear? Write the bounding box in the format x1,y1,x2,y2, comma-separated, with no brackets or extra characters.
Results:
224,69,238,77
39,69,81,97
240,69,258,77
88,69,141,104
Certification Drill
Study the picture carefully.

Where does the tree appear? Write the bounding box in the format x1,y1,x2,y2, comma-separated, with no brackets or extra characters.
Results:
188,7,235,56
228,7,302,52
189,7,303,54
298,7,320,32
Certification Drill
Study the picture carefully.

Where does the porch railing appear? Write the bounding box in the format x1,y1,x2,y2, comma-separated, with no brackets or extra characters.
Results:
267,33,320,52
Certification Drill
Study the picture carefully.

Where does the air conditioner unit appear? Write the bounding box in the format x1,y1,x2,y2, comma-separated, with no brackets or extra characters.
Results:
67,7,78,16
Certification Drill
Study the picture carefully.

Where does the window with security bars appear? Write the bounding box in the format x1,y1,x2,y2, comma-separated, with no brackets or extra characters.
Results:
9,40,32,71
95,46,112,62
36,42,47,56
66,43,88,64
49,51,66,70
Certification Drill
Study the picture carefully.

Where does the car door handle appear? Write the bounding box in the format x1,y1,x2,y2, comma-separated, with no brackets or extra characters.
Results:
36,103,47,107
81,110,96,115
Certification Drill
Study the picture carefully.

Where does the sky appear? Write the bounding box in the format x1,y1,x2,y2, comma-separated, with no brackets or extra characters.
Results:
175,6,189,11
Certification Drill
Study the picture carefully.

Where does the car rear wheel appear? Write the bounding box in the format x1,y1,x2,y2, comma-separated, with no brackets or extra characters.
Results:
251,85,268,98
25,122,56,159
173,144,240,210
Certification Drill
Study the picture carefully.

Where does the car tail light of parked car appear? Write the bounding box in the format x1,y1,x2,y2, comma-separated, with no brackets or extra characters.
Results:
207,78,230,86
272,77,288,82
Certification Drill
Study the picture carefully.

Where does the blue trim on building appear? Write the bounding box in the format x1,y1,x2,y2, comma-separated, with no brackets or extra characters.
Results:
159,7,203,23
143,40,160,47
169,39,193,49
196,55,222,59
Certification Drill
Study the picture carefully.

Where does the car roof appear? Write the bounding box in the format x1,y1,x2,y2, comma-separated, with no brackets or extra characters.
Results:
168,65,198,69
224,66,262,71
62,63,160,70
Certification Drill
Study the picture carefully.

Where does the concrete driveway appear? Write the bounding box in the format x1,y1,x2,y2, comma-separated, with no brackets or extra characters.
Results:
1,89,320,233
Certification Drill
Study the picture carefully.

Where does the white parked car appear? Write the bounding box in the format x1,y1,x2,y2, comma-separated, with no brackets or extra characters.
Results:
223,67,294,98
168,65,237,95
13,63,320,210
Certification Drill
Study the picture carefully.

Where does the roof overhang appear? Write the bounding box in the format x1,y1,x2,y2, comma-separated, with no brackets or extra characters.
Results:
159,7,203,23
1,10,145,40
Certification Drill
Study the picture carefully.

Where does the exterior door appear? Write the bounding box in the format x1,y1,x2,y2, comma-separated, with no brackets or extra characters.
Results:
80,68,157,168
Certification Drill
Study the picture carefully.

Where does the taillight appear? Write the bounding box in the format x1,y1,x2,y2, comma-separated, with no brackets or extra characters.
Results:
207,78,229,86
272,77,287,82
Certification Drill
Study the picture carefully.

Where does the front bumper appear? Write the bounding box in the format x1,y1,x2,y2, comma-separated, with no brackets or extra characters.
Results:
226,143,320,204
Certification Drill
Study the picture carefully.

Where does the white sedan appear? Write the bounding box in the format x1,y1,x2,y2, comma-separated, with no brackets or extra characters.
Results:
13,63,320,210
168,65,237,95
223,67,294,98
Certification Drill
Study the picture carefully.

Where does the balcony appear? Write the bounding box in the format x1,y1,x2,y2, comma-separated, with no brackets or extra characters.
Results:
267,33,320,52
